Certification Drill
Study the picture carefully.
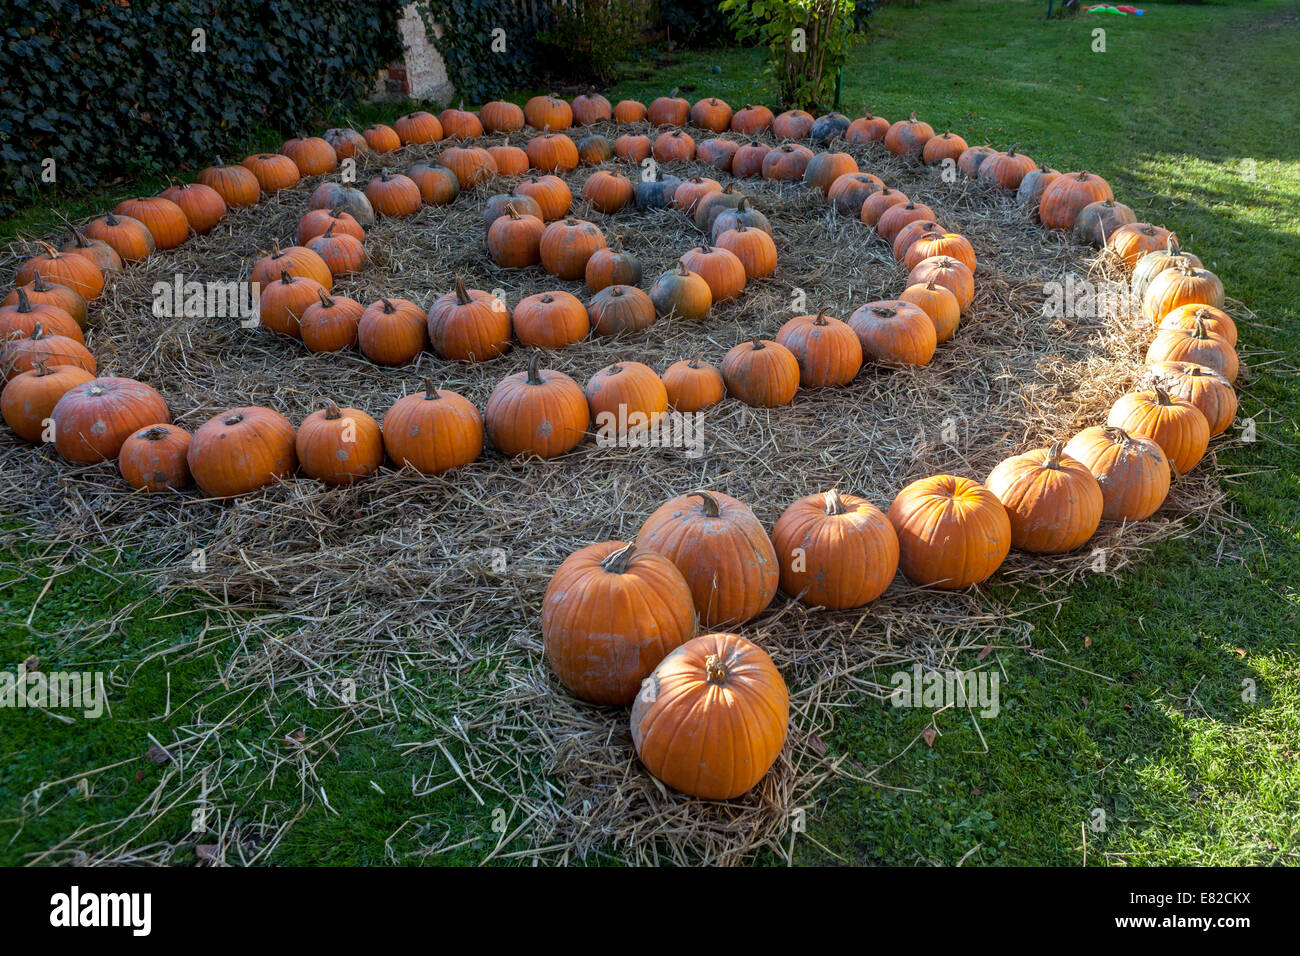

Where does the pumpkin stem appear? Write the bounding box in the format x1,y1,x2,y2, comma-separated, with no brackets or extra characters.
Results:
422,376,440,399
323,223,336,239
505,202,520,220
824,489,847,515
380,297,395,313
224,412,244,426
454,277,471,306
280,269,293,285
1154,385,1173,406
1007,143,1019,156
1103,425,1131,445
323,400,342,420
1043,440,1065,469
31,274,53,292
68,225,91,249
30,322,44,339
691,490,722,518
316,288,333,308
105,212,121,226
33,359,50,376
688,354,702,368
704,654,729,686
14,287,32,312
526,351,544,386
813,308,829,325
925,278,938,291
1076,170,1090,181
599,542,636,574
1193,314,1210,339
750,337,764,349
35,240,60,259
675,261,691,276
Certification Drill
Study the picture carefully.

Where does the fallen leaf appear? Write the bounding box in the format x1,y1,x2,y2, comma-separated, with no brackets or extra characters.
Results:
977,644,992,660
195,844,219,863
23,654,39,671
1084,636,1092,648
921,728,938,748
145,744,171,765
806,733,827,757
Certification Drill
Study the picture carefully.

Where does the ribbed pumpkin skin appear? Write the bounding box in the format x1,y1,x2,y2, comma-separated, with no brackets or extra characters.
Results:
876,202,937,245
979,146,1036,190
648,92,690,126
307,229,365,277
297,209,364,246
5,278,88,329
662,359,725,412
119,424,192,491
587,285,656,336
680,245,747,302
585,247,641,292
543,541,697,706
1142,264,1225,323
159,182,228,234
1142,361,1237,436
696,137,740,172
1039,171,1114,230
986,443,1104,553
690,97,733,132
636,490,779,628
803,151,858,195
524,94,573,131
846,112,889,143
0,327,96,383
427,283,512,362
50,377,170,463
721,339,800,407
488,143,530,176
17,246,105,300
761,144,814,181
899,280,962,343
251,244,333,290
653,130,696,164
776,311,863,387
904,231,976,273
487,209,545,268
259,273,327,338
2,363,95,442
240,153,301,194
394,111,443,145
716,225,777,279
1064,426,1171,522
572,90,613,126
481,100,525,133
362,124,401,153
438,107,484,140
584,362,668,433
581,171,634,215
1131,242,1203,302
195,161,260,207
483,192,542,232
441,146,498,188
61,229,122,275
513,291,589,349
631,632,789,800
322,127,372,160
1106,223,1176,270
827,172,884,217
188,407,297,497
300,293,363,352
884,114,935,156
515,175,572,221
358,298,427,366
1145,319,1239,382
485,356,589,459
732,104,774,134
908,256,975,313
613,99,647,123
614,134,652,163
280,136,338,175
673,176,722,214
958,146,996,178
382,385,483,475
0,291,83,343
860,187,908,227
922,132,968,166
1016,165,1060,205
887,475,1011,588
711,199,772,242
650,265,712,321
526,133,580,173
540,218,606,280
113,197,190,249
849,300,937,366
364,170,422,217
773,490,899,609
1106,388,1211,475
772,109,814,138
732,143,771,178
296,404,384,486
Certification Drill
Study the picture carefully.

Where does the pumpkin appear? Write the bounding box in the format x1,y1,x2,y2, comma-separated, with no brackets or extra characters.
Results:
438,104,484,139
587,285,656,336
307,225,366,277
50,377,170,463
710,197,771,241
118,424,192,491
776,309,863,387
631,632,788,800
979,144,1037,190
773,489,899,609
652,130,696,164
358,297,427,366
693,183,747,232
827,172,884,217
484,191,543,231
957,146,997,178
899,279,962,343
846,111,890,143
884,112,935,156
4,277,87,329
1,361,95,442
513,291,589,349
0,325,95,382
1074,198,1137,247
1142,262,1225,324
322,127,372,160
487,204,545,268
158,182,227,234
543,541,697,706
860,187,909,227
633,171,682,209
732,142,771,178
876,201,937,244
17,242,105,300
188,406,297,497
696,137,740,172
1106,222,1176,270
585,361,668,434
803,151,858,195
848,300,937,366
364,168,422,217
772,109,814,139
680,245,746,302
484,352,589,459
524,93,573,131
394,110,444,145
0,288,83,343
487,141,530,176
731,104,774,134
382,378,483,475
1039,171,1114,230
649,263,712,321
297,208,364,246
60,225,122,274
904,230,976,273
251,241,333,291
721,338,800,408
662,357,724,412
1063,426,1171,522
581,170,634,214
195,158,260,207
441,146,498,188
516,174,572,221
300,290,363,352
584,243,642,292
886,475,1011,588
427,278,512,362
1106,387,1211,474
280,136,338,175
1145,314,1239,382
761,143,814,181
258,271,327,338
240,153,301,194
1142,361,1238,436
908,256,975,313
690,97,733,133
986,441,1104,553
309,182,375,227
614,133,652,163
526,132,580,173
613,99,647,123
921,131,968,166
481,100,525,133
540,217,606,280
1156,304,1237,348
576,133,613,166
647,89,690,126
637,490,778,627
572,88,613,126
295,401,383,486
673,175,722,214
810,112,851,145
1131,236,1204,303
716,224,777,279
362,124,401,154
891,219,945,262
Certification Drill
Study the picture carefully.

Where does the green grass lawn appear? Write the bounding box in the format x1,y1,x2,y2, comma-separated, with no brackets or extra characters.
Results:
3,0,1298,865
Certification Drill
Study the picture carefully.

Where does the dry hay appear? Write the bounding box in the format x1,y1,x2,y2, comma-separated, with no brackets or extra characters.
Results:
0,120,1250,866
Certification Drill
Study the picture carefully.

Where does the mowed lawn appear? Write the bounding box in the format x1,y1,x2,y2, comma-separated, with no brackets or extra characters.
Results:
2,0,1297,865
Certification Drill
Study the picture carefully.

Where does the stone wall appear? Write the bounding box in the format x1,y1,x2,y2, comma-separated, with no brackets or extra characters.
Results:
372,4,454,104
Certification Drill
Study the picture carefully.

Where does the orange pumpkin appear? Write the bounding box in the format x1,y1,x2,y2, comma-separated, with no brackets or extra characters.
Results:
585,361,668,436
487,141,530,176
884,112,935,156
280,136,338,175
1063,426,1171,522
251,241,333,291
572,88,613,126
481,100,526,133
827,172,884,217
731,104,774,134
1142,361,1237,437
803,151,858,195
258,271,327,338
187,406,297,497
1106,222,1176,270
613,99,647,124
362,123,401,154
662,357,725,412
526,132,580,173
985,441,1104,553
358,297,428,366
1,361,95,442
584,244,642,292
772,109,814,139
1145,314,1239,382
848,300,937,366
4,276,88,329
487,204,545,268
408,163,461,205
364,168,422,217
776,309,863,387
899,279,962,343
485,352,589,459
614,133,652,163
0,324,96,382
587,285,655,336
298,203,364,242
721,338,800,408
652,130,696,164
524,93,573,131
1106,387,1211,474
307,226,365,276
438,104,484,139
1142,262,1225,324
382,379,484,475
922,131,968,166
195,159,260,207
441,146,498,188
394,111,444,145
240,153,301,194
16,242,105,300
0,287,83,343
761,143,813,181
50,376,170,463
715,223,777,279
876,201,937,245
978,144,1036,190
647,89,690,126
540,217,606,280
908,256,975,313
426,278,512,362
649,263,712,321
773,489,899,609
118,424,192,491
672,175,722,213
581,170,635,214
680,245,746,302
515,174,572,221
886,474,1011,588
513,291,589,349
296,401,384,485
60,225,123,274
846,111,890,143
158,182,227,234
299,290,363,352
1039,171,1114,230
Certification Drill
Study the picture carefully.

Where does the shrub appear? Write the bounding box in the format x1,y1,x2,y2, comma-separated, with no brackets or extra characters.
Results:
536,0,642,84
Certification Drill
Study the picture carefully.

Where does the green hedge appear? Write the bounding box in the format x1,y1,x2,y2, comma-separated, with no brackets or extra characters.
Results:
0,1,405,215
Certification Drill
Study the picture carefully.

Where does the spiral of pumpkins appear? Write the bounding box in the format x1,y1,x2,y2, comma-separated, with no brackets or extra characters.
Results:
1,93,1240,798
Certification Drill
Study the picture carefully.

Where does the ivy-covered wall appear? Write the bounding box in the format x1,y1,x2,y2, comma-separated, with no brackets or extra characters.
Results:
0,1,405,215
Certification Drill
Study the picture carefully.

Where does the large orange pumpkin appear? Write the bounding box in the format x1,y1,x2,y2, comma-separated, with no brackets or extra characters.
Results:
585,361,668,436
887,475,1011,588
540,217,606,280
884,112,934,156
358,297,428,366
985,441,1104,553
258,271,327,338
524,93,573,131
679,245,746,302
1063,426,1171,522
0,324,96,383
1142,361,1237,437
50,377,170,463
848,300,937,366
195,159,260,207
187,406,297,497
16,243,105,300
572,88,613,126
1106,387,1211,474
158,182,227,234
721,338,800,408
119,423,192,491
772,489,899,609
587,285,655,336
662,357,725,412
112,197,188,250
427,278,512,362
1145,314,1239,382
899,279,962,344
296,401,384,486
1141,262,1225,324
647,89,690,126
484,352,589,459
1039,171,1113,230
513,291,589,349
775,310,862,387
1106,222,1176,270
382,379,484,475
1,361,95,443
